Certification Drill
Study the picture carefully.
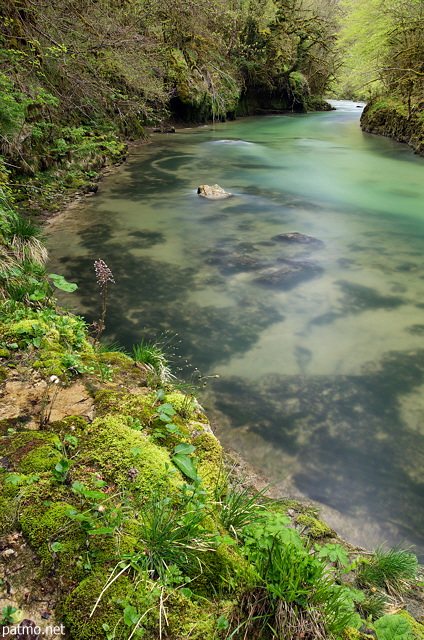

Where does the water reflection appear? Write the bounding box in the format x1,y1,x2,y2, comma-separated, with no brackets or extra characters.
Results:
48,101,424,558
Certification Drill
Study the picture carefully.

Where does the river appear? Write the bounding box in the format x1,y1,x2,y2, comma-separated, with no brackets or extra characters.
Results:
47,100,424,558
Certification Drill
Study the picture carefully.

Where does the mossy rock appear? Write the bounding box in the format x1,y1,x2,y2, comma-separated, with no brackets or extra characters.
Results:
295,514,334,538
164,391,196,417
193,432,224,492
19,500,86,583
94,390,155,423
63,572,221,640
77,415,181,493
3,431,61,473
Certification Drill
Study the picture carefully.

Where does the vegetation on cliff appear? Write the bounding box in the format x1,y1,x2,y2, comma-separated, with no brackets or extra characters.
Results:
335,0,424,154
0,0,341,212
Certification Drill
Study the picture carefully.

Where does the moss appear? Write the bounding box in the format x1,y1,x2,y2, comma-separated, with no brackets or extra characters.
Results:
398,610,424,639
64,572,224,640
78,415,181,493
192,432,223,492
0,476,22,533
19,500,86,587
295,514,334,538
159,589,218,640
340,628,374,640
0,347,11,358
98,351,134,367
165,391,196,417
94,390,155,423
62,573,135,640
49,415,90,439
4,431,61,473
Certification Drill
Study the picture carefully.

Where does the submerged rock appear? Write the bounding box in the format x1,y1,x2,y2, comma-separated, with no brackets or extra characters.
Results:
204,248,264,272
254,258,323,289
271,231,324,246
197,184,232,199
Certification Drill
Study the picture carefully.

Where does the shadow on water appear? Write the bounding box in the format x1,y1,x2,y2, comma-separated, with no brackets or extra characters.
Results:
207,348,424,554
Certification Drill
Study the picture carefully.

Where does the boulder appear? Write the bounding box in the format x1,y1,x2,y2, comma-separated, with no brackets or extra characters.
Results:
254,258,323,289
271,231,324,246
197,184,232,199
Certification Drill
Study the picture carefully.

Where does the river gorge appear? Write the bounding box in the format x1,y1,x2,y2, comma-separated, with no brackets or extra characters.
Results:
47,100,424,559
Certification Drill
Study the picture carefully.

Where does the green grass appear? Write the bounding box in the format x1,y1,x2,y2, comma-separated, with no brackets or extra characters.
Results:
356,544,418,594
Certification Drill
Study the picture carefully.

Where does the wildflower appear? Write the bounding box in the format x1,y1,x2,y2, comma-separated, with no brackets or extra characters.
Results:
49,375,60,384
98,505,107,513
94,259,115,288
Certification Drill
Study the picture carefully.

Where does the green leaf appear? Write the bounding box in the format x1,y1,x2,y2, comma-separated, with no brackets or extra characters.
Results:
172,454,198,481
373,614,414,640
48,273,78,292
123,605,139,626
173,443,196,455
51,541,63,552
217,615,229,630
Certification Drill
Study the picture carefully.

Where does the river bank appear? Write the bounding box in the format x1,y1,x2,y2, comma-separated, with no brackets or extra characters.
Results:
361,98,424,156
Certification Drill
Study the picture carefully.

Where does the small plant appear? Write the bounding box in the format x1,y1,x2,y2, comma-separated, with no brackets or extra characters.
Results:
174,368,219,417
356,543,418,594
92,258,115,341
131,484,216,582
217,468,270,538
132,338,174,383
51,434,78,483
1,605,18,625
39,374,60,427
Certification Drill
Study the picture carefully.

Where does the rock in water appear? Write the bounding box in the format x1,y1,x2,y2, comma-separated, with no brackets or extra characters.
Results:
271,232,324,246
197,184,232,199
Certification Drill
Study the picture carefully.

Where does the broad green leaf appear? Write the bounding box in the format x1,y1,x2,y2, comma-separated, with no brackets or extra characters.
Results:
172,454,198,481
374,614,413,640
48,273,78,292
173,443,196,455
123,605,139,626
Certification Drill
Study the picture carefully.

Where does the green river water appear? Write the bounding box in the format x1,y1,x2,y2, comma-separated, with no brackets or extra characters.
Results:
48,100,424,557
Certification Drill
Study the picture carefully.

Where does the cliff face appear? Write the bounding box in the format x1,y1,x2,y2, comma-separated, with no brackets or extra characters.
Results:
361,99,424,156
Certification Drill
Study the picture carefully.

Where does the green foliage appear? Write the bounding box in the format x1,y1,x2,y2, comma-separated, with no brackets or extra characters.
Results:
127,482,216,582
336,0,424,101
217,470,269,537
133,339,174,384
356,544,418,594
372,614,414,640
235,511,362,638
0,605,18,625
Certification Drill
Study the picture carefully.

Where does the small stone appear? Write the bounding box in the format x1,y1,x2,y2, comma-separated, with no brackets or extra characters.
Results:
197,184,232,199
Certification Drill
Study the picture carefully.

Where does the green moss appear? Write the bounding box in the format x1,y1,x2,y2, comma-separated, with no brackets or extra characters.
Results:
62,573,135,640
94,390,155,423
19,500,86,583
0,347,11,358
341,627,374,640
0,476,22,533
99,351,134,367
78,415,181,493
165,391,196,417
64,572,224,640
192,432,223,492
398,610,424,639
4,431,61,473
295,514,334,538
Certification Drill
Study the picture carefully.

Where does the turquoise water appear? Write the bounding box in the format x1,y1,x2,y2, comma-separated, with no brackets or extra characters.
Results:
48,101,424,556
